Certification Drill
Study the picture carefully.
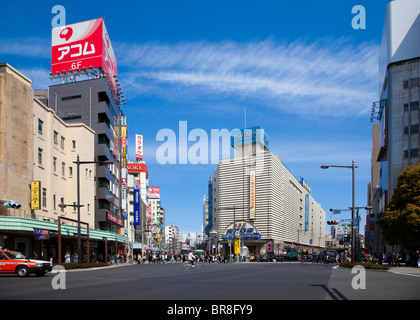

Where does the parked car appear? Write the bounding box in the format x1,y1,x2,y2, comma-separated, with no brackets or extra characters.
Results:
0,250,53,277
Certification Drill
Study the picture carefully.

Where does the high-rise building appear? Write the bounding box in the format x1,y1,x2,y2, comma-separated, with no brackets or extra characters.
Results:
209,126,325,257
370,0,420,252
48,77,126,234
48,18,127,235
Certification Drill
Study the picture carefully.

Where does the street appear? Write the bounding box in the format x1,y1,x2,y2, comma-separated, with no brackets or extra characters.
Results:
1,262,419,302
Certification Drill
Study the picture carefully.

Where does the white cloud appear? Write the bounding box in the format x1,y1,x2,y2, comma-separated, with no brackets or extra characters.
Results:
0,38,50,58
116,38,380,117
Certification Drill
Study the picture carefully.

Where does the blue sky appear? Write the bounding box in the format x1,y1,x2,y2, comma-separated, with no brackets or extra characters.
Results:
0,0,388,235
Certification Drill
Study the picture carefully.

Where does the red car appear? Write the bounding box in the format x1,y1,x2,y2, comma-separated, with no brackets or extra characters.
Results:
0,250,53,277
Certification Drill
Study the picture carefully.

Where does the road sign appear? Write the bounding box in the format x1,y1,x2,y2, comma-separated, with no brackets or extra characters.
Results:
333,209,341,214
34,234,49,240
34,229,50,235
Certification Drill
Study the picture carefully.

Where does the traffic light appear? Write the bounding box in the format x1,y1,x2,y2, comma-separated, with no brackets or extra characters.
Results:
327,220,339,225
4,202,21,209
267,242,272,252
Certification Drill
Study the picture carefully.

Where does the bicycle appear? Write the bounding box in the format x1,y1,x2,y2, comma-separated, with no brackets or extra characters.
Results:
183,260,202,270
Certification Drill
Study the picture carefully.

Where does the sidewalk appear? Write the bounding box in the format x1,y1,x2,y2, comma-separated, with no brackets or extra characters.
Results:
389,266,420,276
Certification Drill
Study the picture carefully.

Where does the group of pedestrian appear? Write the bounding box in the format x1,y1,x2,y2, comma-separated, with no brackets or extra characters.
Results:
64,251,79,263
376,250,420,267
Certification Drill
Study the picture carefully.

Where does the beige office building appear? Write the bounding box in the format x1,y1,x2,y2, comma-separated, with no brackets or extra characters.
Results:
209,127,326,257
0,64,127,260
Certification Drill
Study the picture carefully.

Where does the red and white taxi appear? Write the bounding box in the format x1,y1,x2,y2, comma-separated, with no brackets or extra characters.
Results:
0,250,53,277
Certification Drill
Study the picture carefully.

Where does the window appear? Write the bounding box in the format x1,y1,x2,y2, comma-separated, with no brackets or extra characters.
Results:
69,166,73,177
53,157,57,172
42,188,47,208
38,148,43,165
62,162,65,176
72,140,76,149
54,131,58,144
404,149,419,158
411,101,419,111
60,197,64,212
410,124,419,134
98,91,109,103
38,119,43,134
61,136,65,149
53,194,56,211
410,78,419,88
404,78,420,89
61,95,81,101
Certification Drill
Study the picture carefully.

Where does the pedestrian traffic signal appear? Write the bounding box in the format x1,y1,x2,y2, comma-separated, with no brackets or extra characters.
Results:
327,220,339,225
4,202,21,209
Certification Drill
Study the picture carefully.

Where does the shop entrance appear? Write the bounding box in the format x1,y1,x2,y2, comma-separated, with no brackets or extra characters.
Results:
14,238,29,256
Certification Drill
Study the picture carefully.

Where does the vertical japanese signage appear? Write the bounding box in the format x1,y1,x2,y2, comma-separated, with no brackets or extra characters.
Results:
135,134,143,160
121,125,127,168
234,238,240,255
134,189,140,226
249,171,256,219
31,181,41,210
305,194,310,231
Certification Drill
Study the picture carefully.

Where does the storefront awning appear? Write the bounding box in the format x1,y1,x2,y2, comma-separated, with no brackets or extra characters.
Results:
0,216,129,243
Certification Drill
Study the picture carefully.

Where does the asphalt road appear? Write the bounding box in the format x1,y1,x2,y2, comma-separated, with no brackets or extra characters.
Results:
1,262,419,302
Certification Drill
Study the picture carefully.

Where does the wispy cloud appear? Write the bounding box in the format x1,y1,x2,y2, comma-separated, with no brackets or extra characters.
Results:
0,37,50,58
1,36,380,118
19,67,54,90
116,38,379,117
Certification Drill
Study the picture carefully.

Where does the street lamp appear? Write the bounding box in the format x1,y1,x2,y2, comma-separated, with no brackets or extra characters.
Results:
61,155,113,263
321,160,359,262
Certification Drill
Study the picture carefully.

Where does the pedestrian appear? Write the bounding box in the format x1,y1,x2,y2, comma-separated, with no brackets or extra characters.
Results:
64,251,71,263
92,251,97,263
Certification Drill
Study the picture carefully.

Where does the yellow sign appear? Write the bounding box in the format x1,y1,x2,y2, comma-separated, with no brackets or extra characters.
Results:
250,171,256,219
31,181,41,210
234,238,240,255
121,126,126,137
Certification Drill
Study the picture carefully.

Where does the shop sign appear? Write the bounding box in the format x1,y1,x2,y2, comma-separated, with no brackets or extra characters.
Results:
221,220,261,240
31,181,41,210
106,212,123,227
250,171,255,219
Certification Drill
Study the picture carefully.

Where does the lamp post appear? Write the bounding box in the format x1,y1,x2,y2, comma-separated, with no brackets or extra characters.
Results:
62,155,112,263
321,160,359,262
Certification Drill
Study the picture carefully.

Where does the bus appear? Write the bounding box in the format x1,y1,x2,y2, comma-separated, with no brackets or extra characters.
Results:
286,248,298,261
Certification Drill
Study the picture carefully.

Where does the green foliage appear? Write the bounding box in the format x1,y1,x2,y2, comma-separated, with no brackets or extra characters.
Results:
377,164,420,250
57,262,108,269
339,262,389,270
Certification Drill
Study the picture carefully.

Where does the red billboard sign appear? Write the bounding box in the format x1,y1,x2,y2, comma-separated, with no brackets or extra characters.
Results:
148,186,160,199
51,18,117,92
135,134,143,160
106,212,123,227
127,163,148,175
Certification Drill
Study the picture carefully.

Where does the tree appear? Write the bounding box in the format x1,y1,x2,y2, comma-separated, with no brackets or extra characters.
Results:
377,163,420,250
